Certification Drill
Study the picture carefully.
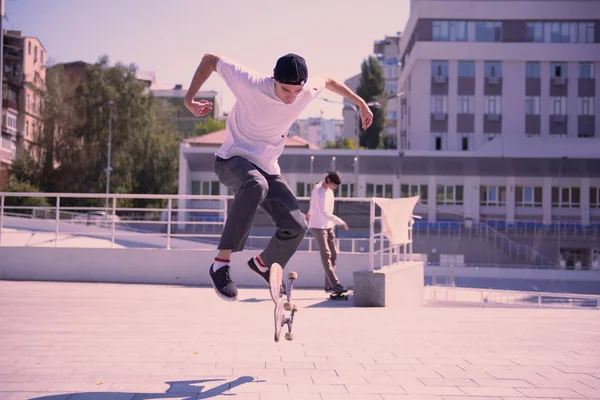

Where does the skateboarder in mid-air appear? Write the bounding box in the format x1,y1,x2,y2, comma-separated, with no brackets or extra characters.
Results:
306,171,349,297
184,53,373,301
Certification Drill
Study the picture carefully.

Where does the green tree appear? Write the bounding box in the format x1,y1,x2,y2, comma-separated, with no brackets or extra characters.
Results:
35,55,180,209
193,117,226,136
356,56,387,149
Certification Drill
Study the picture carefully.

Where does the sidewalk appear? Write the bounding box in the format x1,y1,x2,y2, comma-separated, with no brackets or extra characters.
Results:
0,280,599,400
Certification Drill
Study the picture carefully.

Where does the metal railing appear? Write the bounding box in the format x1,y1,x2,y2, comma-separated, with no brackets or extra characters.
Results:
425,285,600,309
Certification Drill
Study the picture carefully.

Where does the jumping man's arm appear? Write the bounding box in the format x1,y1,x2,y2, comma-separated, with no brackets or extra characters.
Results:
323,76,373,129
184,54,220,116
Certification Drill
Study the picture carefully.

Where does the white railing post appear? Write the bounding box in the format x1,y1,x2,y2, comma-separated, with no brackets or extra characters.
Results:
0,195,4,247
111,197,116,248
369,198,375,271
166,198,172,250
55,196,60,247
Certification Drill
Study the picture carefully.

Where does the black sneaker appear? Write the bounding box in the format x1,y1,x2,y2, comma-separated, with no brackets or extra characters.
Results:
209,264,238,302
247,258,270,285
333,284,348,295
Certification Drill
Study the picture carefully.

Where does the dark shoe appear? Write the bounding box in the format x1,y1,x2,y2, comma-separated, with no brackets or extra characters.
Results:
247,258,270,285
333,284,348,294
209,264,238,302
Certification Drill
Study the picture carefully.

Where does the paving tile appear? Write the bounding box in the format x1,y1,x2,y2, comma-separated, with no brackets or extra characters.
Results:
1,281,599,400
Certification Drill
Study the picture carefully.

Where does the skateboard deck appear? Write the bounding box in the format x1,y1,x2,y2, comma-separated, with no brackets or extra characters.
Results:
269,263,298,342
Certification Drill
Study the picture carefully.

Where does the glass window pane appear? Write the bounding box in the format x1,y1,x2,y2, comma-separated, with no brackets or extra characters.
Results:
515,186,523,202
534,187,543,203
456,185,464,202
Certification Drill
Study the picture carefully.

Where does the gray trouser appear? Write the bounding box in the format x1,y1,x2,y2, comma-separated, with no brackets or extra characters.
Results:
213,156,308,268
309,227,341,289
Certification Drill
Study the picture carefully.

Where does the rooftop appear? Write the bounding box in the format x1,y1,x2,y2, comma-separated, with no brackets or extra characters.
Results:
184,129,320,149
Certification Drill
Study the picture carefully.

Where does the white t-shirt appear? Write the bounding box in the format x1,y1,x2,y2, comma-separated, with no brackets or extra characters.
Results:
215,56,326,175
307,182,346,230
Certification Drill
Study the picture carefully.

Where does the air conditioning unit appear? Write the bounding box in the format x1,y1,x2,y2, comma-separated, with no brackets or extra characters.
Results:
553,77,566,85
433,76,447,84
434,112,447,120
488,77,500,85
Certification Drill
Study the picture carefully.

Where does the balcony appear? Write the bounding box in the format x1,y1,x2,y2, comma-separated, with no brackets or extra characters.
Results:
553,77,567,86
487,77,500,85
552,115,567,123
433,112,447,121
433,76,447,84
486,113,501,121
2,99,19,111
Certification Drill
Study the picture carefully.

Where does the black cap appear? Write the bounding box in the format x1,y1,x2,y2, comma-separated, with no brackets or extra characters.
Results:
273,53,308,85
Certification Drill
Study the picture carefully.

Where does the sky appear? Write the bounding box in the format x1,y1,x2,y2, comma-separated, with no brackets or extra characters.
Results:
4,0,410,120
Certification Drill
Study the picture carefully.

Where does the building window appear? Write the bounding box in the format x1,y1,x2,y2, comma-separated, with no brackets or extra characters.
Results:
525,96,540,115
516,186,543,207
433,20,501,42
387,111,397,120
386,83,397,95
484,96,501,115
430,95,448,114
526,62,541,78
25,121,29,136
480,185,507,206
526,22,544,42
475,21,502,41
579,97,595,115
1,133,11,150
296,182,314,197
436,185,464,205
579,22,595,43
458,96,474,114
458,133,473,151
34,46,38,62
6,112,17,132
400,184,428,204
579,62,595,79
28,42,31,55
485,61,502,78
458,61,475,77
431,60,448,78
430,133,447,151
366,183,393,198
550,97,567,115
551,62,567,78
335,183,355,198
591,187,600,209
551,186,580,208
191,180,220,196
529,22,595,43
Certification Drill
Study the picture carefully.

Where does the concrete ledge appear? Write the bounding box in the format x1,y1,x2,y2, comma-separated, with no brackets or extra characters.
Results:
353,261,424,307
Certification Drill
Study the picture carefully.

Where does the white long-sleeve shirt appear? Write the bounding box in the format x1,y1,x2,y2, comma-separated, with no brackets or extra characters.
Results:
307,182,345,229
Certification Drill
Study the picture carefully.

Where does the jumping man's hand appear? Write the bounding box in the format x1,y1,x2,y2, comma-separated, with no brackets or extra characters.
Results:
185,99,213,117
359,104,374,129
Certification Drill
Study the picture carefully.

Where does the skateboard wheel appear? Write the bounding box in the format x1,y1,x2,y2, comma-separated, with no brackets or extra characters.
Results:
284,302,294,311
287,271,298,280
285,332,295,341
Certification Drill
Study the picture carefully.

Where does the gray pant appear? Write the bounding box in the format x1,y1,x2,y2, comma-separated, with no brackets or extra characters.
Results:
214,156,308,268
309,227,341,289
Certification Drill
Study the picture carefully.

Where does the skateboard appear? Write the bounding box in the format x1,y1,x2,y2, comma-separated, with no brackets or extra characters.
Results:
329,293,348,301
269,263,298,342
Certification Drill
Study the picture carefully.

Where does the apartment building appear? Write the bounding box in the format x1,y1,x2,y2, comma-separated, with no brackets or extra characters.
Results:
289,116,343,147
151,84,221,137
343,33,402,147
1,30,46,188
398,0,599,151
